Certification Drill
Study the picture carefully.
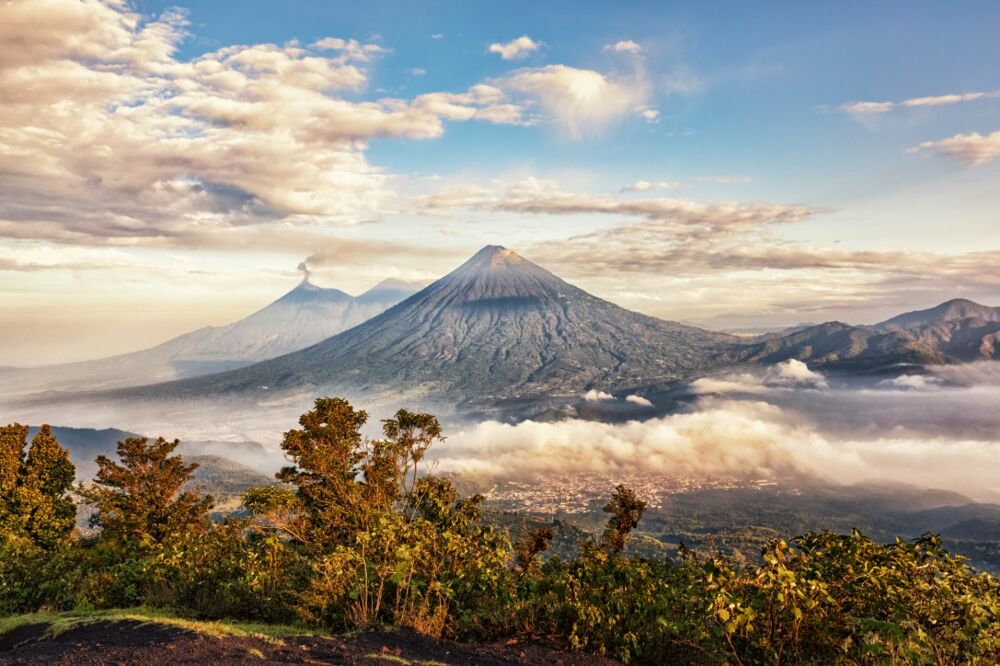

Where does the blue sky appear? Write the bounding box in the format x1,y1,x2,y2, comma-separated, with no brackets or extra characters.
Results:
1,0,998,363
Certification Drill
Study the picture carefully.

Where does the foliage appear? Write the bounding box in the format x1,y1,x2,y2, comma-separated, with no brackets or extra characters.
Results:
251,399,513,637
0,424,76,549
1,407,999,665
80,436,214,549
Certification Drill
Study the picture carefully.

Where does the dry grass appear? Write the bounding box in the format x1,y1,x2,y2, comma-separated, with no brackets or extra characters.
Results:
0,607,318,645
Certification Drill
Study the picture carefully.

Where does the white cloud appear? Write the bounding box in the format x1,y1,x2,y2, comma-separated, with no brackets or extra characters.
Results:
487,35,540,60
434,370,1000,500
692,361,828,395
878,375,945,391
411,68,426,76
431,33,444,40
639,107,660,123
309,37,386,62
908,131,1000,166
499,64,651,138
621,180,681,192
625,394,653,406
583,389,615,401
901,91,999,107
763,359,828,388
0,0,529,249
841,101,895,115
840,91,999,123
414,178,811,237
604,40,642,55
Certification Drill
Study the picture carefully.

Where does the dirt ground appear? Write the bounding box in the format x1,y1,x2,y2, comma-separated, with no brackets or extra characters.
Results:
0,619,618,665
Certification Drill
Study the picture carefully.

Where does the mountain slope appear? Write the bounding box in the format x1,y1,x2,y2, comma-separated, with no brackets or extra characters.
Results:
729,304,1000,370
131,246,738,408
1,278,421,395
875,298,1000,331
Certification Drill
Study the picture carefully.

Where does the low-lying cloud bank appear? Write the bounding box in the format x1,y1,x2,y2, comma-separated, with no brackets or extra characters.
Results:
438,361,1000,500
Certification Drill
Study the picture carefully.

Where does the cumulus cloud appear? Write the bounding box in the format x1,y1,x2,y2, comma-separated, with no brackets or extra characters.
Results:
499,65,652,138
0,0,528,250
692,361,828,395
487,36,540,60
908,131,1000,166
605,40,642,55
625,394,653,406
763,359,828,388
584,389,615,401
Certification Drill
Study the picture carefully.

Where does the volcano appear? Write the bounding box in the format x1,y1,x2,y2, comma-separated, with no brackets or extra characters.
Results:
0,277,421,395
137,246,737,410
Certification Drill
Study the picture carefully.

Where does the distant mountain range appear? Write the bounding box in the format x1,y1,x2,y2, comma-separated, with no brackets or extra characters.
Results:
6,246,999,420
0,277,422,395
108,246,998,419
730,299,1000,370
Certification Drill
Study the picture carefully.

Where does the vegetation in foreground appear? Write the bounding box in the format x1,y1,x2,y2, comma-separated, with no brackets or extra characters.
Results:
1,400,998,664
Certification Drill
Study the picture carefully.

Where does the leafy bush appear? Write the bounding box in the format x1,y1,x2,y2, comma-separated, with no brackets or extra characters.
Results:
1,407,998,665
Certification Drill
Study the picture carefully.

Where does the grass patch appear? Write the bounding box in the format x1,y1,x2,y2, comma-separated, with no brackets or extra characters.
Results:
0,607,319,645
364,654,448,666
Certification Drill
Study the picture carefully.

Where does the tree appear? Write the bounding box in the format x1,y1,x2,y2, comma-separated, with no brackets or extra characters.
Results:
82,436,213,547
272,398,446,548
601,484,647,554
0,424,75,548
514,525,553,579
0,424,27,526
275,397,371,548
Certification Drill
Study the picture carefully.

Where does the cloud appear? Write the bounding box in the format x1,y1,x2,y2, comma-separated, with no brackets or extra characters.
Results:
487,36,540,60
841,101,895,115
583,389,615,401
902,91,999,107
411,68,426,76
0,243,150,273
0,0,528,250
414,177,811,237
625,394,653,406
410,176,1000,324
840,91,999,123
621,180,681,192
431,33,444,41
498,65,652,138
692,361,828,395
878,375,944,391
604,40,642,55
908,131,1000,166
434,366,1000,500
639,108,660,123
763,359,828,388
309,37,386,62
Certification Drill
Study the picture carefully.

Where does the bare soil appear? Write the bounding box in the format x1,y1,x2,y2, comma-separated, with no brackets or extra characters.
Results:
0,619,617,665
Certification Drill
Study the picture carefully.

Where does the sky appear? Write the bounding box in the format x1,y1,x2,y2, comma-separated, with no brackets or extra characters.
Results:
1,0,999,365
